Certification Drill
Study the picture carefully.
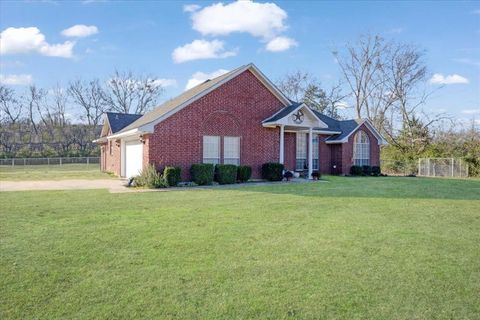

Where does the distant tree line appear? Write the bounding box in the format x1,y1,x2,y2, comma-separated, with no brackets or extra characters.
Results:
276,34,479,176
0,70,165,158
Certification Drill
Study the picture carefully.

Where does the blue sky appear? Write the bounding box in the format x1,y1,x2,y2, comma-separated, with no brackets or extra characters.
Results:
1,0,479,122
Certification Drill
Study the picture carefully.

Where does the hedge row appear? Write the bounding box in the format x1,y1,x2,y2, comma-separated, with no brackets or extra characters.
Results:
190,163,253,185
350,165,381,176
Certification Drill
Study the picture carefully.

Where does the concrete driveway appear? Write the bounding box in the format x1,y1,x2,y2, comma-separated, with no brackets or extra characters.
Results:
0,179,131,193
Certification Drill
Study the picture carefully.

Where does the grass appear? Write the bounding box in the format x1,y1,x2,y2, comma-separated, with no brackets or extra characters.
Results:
1,176,479,319
0,164,113,181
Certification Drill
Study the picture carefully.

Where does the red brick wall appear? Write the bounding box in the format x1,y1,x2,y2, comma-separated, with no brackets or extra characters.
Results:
340,123,380,175
283,132,296,171
101,139,121,176
99,126,122,176
148,70,285,180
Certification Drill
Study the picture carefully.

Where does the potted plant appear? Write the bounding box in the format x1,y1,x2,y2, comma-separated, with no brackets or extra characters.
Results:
284,170,294,181
311,171,320,180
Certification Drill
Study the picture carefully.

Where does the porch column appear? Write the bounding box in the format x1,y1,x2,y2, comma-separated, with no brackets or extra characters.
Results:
279,125,285,164
308,127,313,179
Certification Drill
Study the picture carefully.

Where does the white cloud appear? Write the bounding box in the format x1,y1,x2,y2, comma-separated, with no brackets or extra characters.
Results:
185,69,229,90
183,4,200,12
151,78,177,87
172,39,236,63
61,25,98,38
429,73,469,85
265,36,297,52
461,109,480,115
0,74,33,85
190,1,287,39
0,27,75,58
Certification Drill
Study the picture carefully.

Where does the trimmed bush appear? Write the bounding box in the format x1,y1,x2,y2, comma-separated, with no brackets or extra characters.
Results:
163,166,181,186
371,166,381,176
215,164,238,184
135,164,167,188
350,165,363,176
362,165,372,176
237,165,252,182
262,162,284,181
190,163,215,185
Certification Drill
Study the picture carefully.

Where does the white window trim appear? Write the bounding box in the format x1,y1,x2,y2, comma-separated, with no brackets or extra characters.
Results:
313,134,319,170
203,135,220,164
353,131,370,166
223,136,240,165
296,132,307,170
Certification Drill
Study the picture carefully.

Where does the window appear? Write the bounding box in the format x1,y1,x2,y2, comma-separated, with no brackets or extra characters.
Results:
203,136,220,164
313,134,319,170
296,133,307,170
353,131,370,166
224,136,240,165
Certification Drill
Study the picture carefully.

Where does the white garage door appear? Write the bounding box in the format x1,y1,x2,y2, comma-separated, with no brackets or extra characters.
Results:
125,141,143,178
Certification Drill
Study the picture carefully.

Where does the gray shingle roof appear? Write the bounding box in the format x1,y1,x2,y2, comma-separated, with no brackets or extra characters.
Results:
263,104,363,139
263,101,302,123
116,65,247,134
106,112,142,133
326,119,362,141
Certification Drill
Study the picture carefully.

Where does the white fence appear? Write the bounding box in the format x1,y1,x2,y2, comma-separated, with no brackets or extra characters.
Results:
0,157,100,167
418,158,469,178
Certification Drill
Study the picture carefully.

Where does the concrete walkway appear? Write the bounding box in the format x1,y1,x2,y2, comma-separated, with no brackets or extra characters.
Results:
0,179,129,193
0,177,325,193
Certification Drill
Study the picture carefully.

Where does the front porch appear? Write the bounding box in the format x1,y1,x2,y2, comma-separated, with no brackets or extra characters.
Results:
263,103,341,179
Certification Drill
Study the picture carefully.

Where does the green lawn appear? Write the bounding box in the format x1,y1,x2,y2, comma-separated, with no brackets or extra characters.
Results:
0,164,113,181
1,176,479,319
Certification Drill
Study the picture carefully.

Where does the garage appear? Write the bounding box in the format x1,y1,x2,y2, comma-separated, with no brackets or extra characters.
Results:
124,140,143,178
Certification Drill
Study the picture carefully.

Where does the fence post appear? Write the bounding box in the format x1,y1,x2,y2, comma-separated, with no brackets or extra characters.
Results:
451,158,454,177
60,158,62,166
87,157,89,166
47,158,50,166
24,158,26,166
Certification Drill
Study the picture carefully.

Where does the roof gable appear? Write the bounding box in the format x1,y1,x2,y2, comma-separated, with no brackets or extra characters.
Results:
263,103,329,129
326,119,387,145
111,63,290,137
105,112,142,134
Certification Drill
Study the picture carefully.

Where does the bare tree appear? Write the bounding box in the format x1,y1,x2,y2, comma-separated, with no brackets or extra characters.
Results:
68,79,106,126
103,70,165,114
333,34,388,119
276,71,346,118
27,85,45,136
0,85,23,124
276,70,313,102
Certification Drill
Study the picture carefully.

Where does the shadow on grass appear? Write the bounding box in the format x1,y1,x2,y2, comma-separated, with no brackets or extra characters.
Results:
223,176,480,201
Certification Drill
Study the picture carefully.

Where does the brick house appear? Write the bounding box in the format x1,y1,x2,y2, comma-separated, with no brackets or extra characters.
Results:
95,63,386,180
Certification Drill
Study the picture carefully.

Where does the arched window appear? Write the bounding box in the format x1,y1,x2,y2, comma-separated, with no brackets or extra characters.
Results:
353,131,370,166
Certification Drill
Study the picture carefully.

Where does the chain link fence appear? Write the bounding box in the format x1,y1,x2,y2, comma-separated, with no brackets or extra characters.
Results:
381,158,469,177
418,158,469,178
0,157,100,167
